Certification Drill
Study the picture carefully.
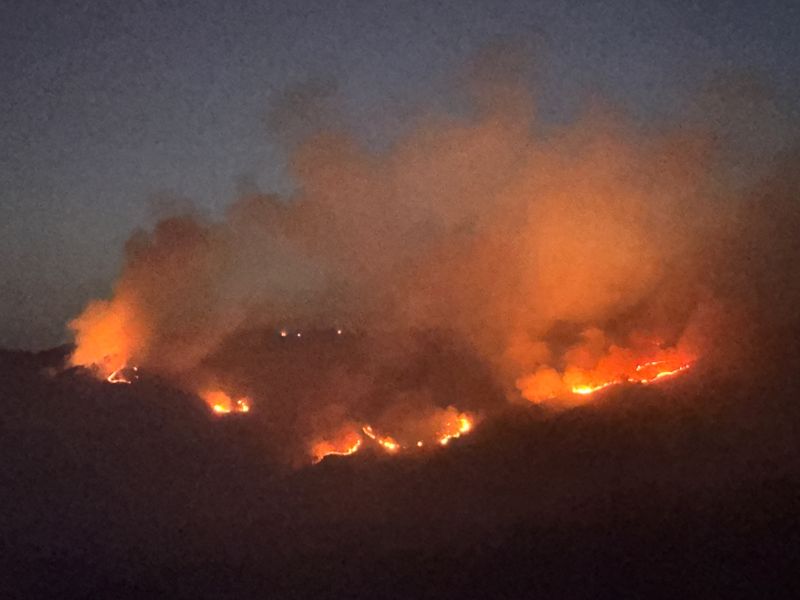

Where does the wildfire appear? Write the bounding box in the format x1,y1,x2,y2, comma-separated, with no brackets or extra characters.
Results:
106,365,138,384
201,390,253,416
571,381,618,396
68,296,139,378
347,410,476,459
437,414,473,446
310,432,363,464
380,438,400,452
362,425,400,453
568,359,694,397
632,361,692,383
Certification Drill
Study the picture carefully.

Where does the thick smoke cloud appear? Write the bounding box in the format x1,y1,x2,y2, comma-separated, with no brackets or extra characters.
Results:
69,57,790,463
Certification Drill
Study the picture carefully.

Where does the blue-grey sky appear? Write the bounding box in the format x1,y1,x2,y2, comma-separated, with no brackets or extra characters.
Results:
1,0,798,349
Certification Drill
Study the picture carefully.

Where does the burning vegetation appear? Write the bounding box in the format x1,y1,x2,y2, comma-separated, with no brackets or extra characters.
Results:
201,390,252,415
309,407,476,463
516,328,697,404
66,70,728,466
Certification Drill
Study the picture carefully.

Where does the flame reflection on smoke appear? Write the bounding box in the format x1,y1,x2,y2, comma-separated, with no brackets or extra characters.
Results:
65,73,721,465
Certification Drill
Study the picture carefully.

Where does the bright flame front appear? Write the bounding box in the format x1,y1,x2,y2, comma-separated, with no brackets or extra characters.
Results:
567,357,694,398
106,365,138,384
311,431,363,464
201,390,252,416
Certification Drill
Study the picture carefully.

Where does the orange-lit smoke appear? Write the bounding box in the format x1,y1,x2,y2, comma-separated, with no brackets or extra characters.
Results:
311,428,363,464
69,296,143,378
67,65,730,464
516,327,697,405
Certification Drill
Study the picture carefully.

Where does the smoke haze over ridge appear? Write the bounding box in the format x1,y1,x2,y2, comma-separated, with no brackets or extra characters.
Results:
62,51,800,462
3,4,800,596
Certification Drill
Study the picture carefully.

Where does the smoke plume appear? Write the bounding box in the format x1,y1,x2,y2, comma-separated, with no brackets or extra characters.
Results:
68,58,791,464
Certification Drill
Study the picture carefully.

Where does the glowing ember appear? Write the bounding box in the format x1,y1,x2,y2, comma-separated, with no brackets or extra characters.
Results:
379,437,400,452
279,329,288,337
633,361,693,384
635,360,663,372
106,365,138,384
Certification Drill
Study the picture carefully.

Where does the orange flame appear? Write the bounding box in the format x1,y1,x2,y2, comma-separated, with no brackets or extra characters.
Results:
571,381,618,396
356,411,475,455
518,330,697,404
106,365,138,384
437,414,473,446
632,360,692,383
201,390,253,416
310,431,363,464
361,425,400,453
568,357,694,397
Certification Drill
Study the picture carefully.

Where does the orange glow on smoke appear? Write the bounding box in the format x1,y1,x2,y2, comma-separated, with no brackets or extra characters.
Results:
310,430,363,463
68,297,141,378
517,333,697,404
201,390,252,416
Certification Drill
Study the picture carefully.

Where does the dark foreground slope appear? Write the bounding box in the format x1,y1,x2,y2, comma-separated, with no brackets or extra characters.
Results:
0,346,798,599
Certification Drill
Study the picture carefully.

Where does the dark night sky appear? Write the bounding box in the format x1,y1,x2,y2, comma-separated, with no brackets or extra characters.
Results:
1,0,798,349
